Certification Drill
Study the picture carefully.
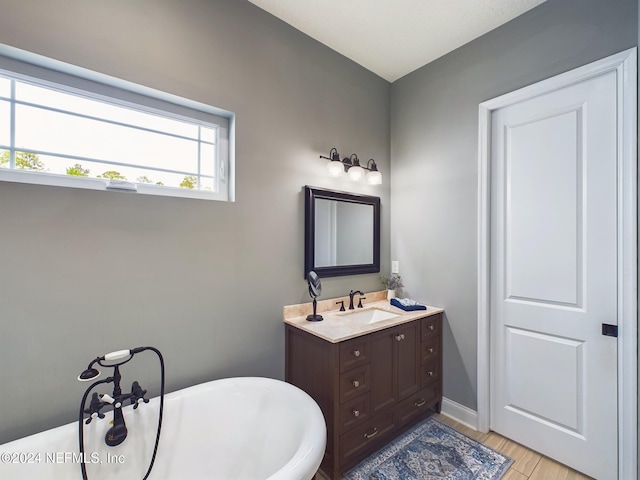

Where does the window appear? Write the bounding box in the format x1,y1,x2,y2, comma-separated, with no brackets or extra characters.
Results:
0,47,234,201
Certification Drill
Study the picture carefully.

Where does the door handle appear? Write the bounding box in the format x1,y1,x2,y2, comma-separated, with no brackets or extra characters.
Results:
602,324,618,337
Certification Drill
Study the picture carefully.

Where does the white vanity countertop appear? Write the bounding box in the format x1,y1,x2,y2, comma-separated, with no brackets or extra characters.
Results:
283,292,444,343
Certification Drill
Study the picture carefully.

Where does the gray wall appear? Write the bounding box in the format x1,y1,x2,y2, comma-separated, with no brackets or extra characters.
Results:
390,0,638,410
0,0,390,443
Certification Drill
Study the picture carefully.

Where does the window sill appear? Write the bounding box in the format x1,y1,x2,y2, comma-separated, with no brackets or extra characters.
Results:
0,169,229,202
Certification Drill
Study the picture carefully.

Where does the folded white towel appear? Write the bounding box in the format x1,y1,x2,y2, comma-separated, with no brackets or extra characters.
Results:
396,298,420,307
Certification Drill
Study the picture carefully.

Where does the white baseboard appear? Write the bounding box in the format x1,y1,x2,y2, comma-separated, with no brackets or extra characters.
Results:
440,397,479,431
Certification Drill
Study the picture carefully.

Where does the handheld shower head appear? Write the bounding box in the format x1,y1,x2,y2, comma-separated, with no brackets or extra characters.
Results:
77,348,147,382
78,356,102,382
78,367,101,382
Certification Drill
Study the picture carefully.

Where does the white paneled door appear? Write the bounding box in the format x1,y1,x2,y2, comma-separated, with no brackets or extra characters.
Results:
489,68,619,479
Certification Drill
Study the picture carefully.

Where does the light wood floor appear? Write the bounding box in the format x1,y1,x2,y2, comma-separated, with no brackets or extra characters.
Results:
316,413,593,480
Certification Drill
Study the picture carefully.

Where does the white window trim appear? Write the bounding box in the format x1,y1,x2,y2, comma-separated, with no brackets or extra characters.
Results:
0,43,235,202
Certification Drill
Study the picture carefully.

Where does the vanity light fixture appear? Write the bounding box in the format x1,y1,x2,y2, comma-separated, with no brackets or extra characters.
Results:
320,148,382,185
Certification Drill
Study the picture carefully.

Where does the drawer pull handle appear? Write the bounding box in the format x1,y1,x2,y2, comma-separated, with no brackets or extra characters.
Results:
395,334,405,341
428,348,434,354
427,371,434,377
364,428,378,439
353,350,361,357
352,380,360,388
429,325,435,331
414,399,426,407
353,410,360,418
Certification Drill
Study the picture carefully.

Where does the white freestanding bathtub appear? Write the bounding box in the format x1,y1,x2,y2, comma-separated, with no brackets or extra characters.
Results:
0,377,326,479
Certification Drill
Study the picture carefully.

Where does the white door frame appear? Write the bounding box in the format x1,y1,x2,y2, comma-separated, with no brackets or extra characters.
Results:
476,48,637,479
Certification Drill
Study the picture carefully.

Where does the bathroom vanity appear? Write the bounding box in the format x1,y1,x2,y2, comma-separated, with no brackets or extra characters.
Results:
284,292,443,479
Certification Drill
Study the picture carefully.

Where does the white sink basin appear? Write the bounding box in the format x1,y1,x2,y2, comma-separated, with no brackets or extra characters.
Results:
340,307,400,324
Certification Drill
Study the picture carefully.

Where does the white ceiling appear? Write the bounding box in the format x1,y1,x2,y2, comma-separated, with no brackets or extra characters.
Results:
247,0,547,82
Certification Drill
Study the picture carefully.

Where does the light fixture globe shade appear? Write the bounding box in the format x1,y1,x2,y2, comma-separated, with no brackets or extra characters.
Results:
348,165,365,181
327,160,344,177
366,170,382,185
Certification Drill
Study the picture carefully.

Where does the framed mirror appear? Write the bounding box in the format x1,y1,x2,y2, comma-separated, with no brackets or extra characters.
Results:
304,186,380,278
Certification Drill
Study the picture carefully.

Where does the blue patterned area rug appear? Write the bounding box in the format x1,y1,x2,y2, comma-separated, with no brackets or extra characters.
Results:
344,416,513,480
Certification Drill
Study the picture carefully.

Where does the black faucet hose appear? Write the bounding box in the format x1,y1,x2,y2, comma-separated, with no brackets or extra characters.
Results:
78,346,165,480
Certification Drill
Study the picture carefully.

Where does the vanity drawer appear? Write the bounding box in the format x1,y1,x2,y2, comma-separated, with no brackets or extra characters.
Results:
420,337,440,364
339,411,395,466
395,383,440,426
421,358,440,387
340,394,371,433
340,336,371,373
421,314,442,341
340,364,371,403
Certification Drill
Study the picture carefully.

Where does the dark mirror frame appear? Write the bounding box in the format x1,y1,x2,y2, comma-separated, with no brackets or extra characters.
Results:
304,185,380,278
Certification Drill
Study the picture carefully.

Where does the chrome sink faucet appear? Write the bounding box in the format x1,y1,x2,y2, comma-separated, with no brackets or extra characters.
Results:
348,290,364,310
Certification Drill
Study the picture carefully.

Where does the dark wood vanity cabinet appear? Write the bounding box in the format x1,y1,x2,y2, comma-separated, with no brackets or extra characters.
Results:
285,312,442,479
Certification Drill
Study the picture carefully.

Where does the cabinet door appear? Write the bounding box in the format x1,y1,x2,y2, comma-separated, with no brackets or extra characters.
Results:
370,321,421,414
396,321,420,400
370,328,396,413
